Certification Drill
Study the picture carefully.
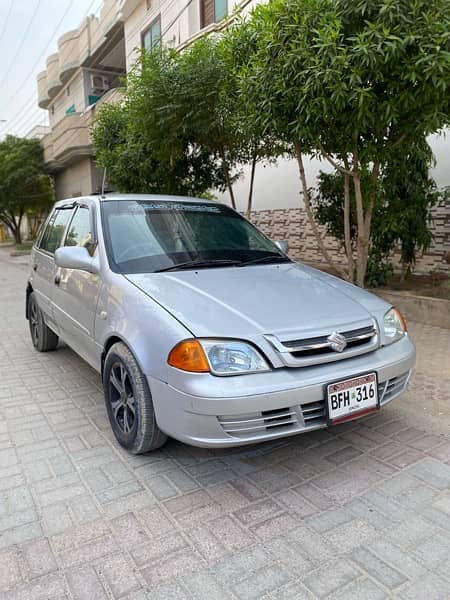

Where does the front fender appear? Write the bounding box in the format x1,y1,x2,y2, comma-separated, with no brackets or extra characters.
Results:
95,273,191,382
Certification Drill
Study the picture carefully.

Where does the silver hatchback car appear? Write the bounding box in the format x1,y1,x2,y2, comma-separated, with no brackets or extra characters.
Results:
27,194,416,453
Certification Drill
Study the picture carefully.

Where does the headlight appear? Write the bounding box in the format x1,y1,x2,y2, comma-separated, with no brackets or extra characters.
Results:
168,339,270,375
200,340,270,375
383,308,407,345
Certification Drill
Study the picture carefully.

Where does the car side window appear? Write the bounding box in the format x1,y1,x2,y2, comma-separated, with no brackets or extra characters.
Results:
39,208,74,254
64,206,96,256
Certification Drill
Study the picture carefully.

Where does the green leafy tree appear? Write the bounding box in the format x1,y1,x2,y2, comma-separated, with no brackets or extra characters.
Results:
0,136,54,244
314,137,438,285
93,49,226,197
228,0,450,285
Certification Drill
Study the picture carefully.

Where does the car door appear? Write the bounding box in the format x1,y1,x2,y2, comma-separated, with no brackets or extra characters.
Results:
32,205,74,331
52,202,102,370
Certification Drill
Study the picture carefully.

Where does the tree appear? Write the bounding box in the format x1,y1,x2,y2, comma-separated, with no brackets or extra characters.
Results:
228,0,450,285
0,136,54,244
313,137,438,285
93,48,226,197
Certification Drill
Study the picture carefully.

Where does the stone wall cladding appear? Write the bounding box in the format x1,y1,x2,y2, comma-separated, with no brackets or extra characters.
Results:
250,198,450,276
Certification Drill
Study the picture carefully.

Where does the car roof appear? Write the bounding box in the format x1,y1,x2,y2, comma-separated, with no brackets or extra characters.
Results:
53,193,217,209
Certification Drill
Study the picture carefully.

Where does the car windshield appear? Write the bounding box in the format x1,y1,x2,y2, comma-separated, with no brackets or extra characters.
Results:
102,199,290,274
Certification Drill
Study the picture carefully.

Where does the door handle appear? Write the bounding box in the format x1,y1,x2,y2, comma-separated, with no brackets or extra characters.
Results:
54,274,60,286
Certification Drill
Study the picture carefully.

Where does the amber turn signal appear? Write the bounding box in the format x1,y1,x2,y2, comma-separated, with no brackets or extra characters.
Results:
395,307,408,332
167,339,210,372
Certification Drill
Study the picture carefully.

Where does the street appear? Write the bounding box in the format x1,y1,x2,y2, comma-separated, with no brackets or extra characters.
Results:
0,248,450,600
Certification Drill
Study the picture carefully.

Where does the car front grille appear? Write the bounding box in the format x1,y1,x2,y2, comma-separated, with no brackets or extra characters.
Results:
378,371,411,404
217,371,411,440
264,320,378,367
217,400,327,439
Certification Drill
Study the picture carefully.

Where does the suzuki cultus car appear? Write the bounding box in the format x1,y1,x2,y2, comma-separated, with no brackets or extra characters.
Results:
27,195,415,453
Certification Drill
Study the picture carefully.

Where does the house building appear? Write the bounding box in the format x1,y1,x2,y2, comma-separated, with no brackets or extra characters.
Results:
36,0,250,201
36,0,127,200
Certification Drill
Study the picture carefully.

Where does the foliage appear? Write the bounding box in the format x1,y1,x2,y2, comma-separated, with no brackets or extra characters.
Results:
0,136,54,244
226,0,450,285
313,137,438,286
93,37,282,210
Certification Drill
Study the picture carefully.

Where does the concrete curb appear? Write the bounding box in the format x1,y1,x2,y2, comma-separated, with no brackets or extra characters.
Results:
375,289,450,330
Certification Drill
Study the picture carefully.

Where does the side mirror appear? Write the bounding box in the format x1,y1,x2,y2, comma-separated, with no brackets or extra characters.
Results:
55,246,99,274
274,240,289,254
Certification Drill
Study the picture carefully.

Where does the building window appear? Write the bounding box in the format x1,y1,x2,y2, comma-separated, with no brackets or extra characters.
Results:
142,16,161,52
200,0,227,28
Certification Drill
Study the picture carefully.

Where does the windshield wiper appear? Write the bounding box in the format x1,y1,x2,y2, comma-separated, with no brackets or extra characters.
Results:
238,255,291,267
154,259,242,273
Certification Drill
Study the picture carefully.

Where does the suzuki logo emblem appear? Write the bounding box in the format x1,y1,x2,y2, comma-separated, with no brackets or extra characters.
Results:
327,331,347,353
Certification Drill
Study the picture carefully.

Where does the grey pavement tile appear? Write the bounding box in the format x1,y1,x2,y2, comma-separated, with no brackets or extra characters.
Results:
265,535,316,574
140,546,205,587
183,569,232,600
0,572,69,600
385,515,438,549
0,521,43,549
0,549,22,592
396,572,450,600
331,577,388,600
233,563,292,600
212,546,274,586
344,497,395,531
326,519,379,553
66,564,108,600
111,511,151,550
405,457,450,490
250,512,301,540
21,538,58,579
233,498,283,526
304,507,354,533
94,553,142,598
147,581,191,600
135,504,177,539
368,539,428,579
351,547,407,589
411,533,450,569
268,581,315,599
302,559,360,598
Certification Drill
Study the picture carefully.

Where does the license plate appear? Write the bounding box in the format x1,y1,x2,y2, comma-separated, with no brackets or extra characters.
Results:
326,372,378,424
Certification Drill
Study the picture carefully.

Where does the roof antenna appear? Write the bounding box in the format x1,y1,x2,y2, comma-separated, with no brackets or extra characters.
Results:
101,168,107,196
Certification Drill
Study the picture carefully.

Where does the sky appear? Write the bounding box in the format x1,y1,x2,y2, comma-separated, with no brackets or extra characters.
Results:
0,1,448,211
0,0,104,139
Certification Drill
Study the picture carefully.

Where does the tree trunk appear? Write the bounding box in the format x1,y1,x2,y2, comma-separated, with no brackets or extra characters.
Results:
219,147,236,210
13,227,22,245
343,172,354,282
353,171,369,287
0,212,22,244
293,143,348,280
246,153,257,218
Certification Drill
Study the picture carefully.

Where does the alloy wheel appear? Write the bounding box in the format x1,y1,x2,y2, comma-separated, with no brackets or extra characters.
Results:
108,361,136,434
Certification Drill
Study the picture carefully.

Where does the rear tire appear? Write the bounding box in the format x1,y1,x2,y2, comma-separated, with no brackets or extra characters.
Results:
28,292,59,352
103,342,167,454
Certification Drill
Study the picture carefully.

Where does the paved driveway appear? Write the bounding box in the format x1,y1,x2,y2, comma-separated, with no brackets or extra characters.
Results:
1,249,450,600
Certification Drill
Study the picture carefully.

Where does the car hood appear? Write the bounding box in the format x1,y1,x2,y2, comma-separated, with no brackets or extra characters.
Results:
126,263,389,338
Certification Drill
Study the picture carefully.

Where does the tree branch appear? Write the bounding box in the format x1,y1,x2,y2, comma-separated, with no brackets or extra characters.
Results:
294,142,349,280
317,142,354,176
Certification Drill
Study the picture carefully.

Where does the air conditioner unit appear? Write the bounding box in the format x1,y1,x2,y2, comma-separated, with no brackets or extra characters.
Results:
90,74,110,94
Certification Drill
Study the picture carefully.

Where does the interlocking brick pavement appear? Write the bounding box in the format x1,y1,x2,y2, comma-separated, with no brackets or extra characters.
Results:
0,249,449,599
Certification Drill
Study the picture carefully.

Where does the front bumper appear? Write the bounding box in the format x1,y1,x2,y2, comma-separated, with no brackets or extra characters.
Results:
150,335,416,447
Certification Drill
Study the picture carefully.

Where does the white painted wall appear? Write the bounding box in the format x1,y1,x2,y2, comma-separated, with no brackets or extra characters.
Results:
217,132,450,212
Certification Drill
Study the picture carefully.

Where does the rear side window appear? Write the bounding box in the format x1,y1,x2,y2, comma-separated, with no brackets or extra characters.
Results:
64,206,96,256
39,208,73,254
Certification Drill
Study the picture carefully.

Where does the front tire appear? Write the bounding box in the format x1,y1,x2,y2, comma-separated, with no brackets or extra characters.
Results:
103,342,167,454
28,292,59,352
